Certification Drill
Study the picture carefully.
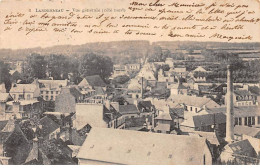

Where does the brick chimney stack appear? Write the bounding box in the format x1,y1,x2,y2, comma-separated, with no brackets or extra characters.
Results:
226,65,234,143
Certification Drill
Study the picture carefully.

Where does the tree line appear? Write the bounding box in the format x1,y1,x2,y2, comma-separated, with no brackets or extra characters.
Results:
0,53,113,89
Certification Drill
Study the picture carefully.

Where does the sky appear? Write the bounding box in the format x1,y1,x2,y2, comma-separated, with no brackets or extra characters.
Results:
0,0,259,49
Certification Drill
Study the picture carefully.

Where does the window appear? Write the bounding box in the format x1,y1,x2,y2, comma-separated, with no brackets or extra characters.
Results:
27,94,31,100
19,105,23,112
51,91,53,94
190,107,192,112
238,117,242,125
235,118,238,126
19,94,24,100
40,91,43,94
195,108,197,113
258,116,260,125
51,96,54,101
248,117,252,126
203,154,206,165
45,96,49,100
46,91,49,94
244,117,248,126
252,116,255,125
56,91,59,94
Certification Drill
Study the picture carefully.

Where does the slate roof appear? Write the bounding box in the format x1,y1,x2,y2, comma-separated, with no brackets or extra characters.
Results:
171,83,187,90
0,120,28,147
0,120,8,131
39,116,60,137
193,66,207,72
137,101,154,112
77,127,210,165
94,86,105,95
0,93,13,102
189,131,220,146
171,95,220,108
24,139,76,165
155,112,173,121
38,79,68,88
173,68,186,73
228,139,257,158
234,90,254,96
103,105,122,122
1,119,16,132
60,87,82,99
170,106,184,118
79,75,106,87
10,83,39,93
205,106,260,118
234,125,260,138
119,104,139,114
193,113,226,128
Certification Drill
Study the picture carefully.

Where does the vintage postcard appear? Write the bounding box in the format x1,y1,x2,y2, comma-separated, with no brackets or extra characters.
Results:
0,0,259,165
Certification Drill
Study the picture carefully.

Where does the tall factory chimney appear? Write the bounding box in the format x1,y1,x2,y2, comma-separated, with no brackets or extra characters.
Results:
141,77,144,99
226,64,234,143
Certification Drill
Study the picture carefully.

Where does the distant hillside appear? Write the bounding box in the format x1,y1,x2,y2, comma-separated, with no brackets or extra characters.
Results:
153,41,260,52
0,40,151,61
1,40,260,61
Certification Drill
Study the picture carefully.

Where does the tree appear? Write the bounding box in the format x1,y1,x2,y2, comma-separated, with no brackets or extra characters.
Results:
161,64,170,71
23,53,47,80
147,45,163,62
112,75,130,85
47,54,70,80
0,61,11,92
79,53,113,80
